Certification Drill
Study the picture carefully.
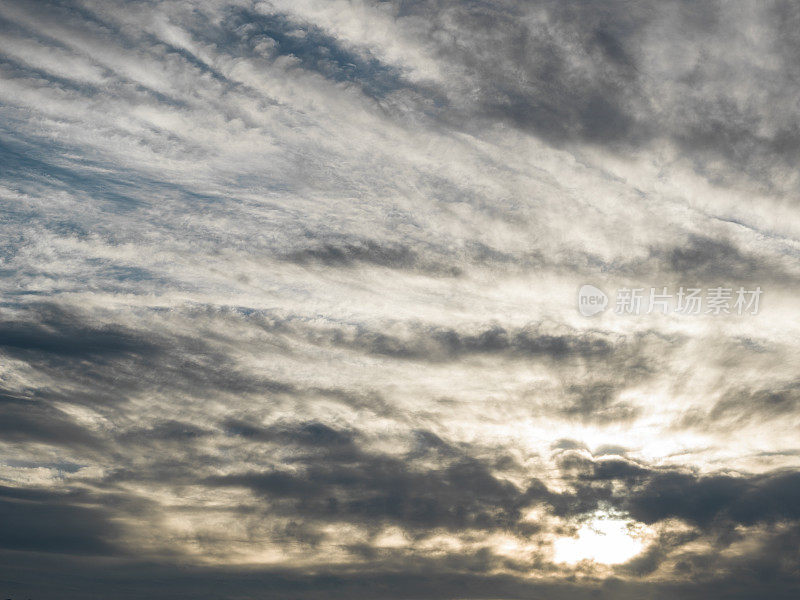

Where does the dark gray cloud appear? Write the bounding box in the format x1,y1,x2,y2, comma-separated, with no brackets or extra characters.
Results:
710,381,800,422
223,419,356,448
0,303,160,360
648,234,797,285
559,382,640,424
304,321,619,362
675,379,800,431
279,238,463,276
382,0,800,193
553,451,800,532
206,426,535,534
0,391,106,450
0,485,124,556
395,0,650,145
626,470,800,529
0,303,297,404
4,553,800,600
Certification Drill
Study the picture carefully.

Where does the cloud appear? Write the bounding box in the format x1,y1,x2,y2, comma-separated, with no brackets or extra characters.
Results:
0,393,107,450
0,485,124,555
1,0,800,597
626,470,800,529
0,303,160,359
205,427,534,534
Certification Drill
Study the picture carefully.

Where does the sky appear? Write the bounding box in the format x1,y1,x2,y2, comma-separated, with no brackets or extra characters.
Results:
1,1,800,598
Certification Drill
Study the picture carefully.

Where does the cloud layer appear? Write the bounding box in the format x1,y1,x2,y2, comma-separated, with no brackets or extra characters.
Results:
1,1,800,598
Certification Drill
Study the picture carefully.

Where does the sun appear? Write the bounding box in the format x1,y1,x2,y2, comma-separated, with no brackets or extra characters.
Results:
553,513,649,565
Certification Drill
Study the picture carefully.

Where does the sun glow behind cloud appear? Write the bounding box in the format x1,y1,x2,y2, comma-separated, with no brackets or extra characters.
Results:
553,513,650,565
